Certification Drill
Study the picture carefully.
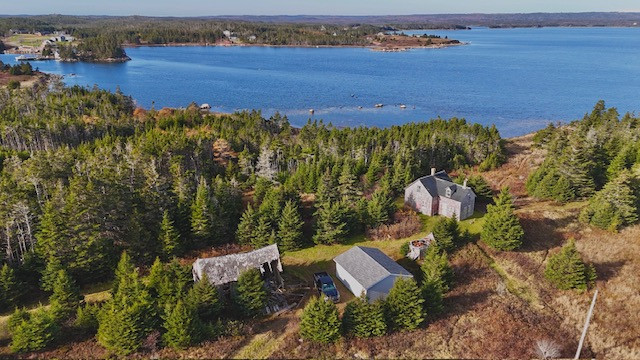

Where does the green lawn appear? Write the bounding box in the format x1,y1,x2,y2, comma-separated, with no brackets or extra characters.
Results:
6,34,49,48
282,210,485,302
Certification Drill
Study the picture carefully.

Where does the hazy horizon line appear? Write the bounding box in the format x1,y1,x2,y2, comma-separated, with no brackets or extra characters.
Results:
2,11,640,17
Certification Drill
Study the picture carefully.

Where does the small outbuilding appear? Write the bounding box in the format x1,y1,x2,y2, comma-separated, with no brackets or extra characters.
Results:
192,244,283,289
334,246,413,302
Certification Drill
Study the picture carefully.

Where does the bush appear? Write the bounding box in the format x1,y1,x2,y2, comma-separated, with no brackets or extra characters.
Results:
7,80,20,89
367,210,422,241
235,268,267,318
10,308,60,353
342,295,386,338
399,241,410,258
384,278,424,331
544,239,596,291
299,296,341,343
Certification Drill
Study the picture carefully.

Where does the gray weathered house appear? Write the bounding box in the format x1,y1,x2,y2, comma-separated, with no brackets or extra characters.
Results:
404,169,476,220
192,244,283,288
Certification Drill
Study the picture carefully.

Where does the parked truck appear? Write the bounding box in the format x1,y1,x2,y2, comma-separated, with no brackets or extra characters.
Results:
313,272,340,302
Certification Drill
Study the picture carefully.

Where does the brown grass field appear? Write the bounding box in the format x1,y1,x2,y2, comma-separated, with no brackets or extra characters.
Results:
1,134,638,358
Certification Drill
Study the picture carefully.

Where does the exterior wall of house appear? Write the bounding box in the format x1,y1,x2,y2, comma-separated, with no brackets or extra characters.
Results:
367,274,413,302
335,263,367,298
404,181,434,216
438,196,462,220
459,192,476,220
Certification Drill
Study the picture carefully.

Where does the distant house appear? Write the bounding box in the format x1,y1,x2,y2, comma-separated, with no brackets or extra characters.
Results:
334,246,413,302
192,244,283,289
404,169,476,220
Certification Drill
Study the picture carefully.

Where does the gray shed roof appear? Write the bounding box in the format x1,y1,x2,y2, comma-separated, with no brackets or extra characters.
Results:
334,246,412,290
193,244,282,286
416,171,476,202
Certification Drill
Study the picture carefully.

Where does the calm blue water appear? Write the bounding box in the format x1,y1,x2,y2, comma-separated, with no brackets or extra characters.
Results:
2,27,640,136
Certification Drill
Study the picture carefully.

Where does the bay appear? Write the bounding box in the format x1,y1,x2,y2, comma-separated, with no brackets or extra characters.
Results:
2,27,640,136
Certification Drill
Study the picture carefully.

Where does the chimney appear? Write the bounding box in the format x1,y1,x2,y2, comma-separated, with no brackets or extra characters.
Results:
431,168,436,176
463,178,468,188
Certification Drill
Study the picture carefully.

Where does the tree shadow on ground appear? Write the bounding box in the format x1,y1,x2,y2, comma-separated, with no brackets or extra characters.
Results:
439,290,492,319
519,216,570,252
592,260,626,282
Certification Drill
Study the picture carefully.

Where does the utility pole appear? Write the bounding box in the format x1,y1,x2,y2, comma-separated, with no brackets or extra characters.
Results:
575,289,598,359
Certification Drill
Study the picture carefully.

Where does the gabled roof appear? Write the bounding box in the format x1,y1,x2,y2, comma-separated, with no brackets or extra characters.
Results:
414,170,476,202
193,244,281,286
334,246,412,290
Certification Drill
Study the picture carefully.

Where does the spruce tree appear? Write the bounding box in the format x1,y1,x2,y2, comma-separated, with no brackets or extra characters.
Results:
313,201,348,244
384,278,424,331
481,187,524,251
191,176,214,245
236,205,258,245
552,175,575,203
432,217,460,253
420,278,444,317
252,216,274,248
338,161,360,203
420,245,453,293
40,256,63,292
160,210,181,259
49,269,82,321
0,263,20,309
10,308,59,353
187,273,221,322
342,295,387,338
146,256,164,297
545,239,596,291
111,252,135,297
580,170,638,231
162,300,201,349
97,261,156,355
235,268,267,318
367,189,393,227
277,200,304,252
299,296,341,343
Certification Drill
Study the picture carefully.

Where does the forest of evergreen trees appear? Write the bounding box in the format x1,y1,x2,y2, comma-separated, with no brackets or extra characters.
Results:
0,80,503,310
526,101,640,231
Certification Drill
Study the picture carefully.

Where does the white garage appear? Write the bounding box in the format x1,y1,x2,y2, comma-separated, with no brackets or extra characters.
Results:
334,246,413,302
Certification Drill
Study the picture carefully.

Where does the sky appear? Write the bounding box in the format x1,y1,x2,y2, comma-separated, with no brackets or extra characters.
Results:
1,0,640,16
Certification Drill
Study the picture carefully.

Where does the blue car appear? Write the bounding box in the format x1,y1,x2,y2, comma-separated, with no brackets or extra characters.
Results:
313,272,340,302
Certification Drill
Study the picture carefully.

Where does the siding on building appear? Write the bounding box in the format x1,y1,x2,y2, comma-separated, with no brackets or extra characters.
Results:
335,262,366,298
404,171,476,220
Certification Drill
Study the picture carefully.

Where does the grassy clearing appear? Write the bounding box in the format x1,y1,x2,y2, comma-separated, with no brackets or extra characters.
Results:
6,34,49,48
0,281,111,341
282,211,485,302
232,330,289,359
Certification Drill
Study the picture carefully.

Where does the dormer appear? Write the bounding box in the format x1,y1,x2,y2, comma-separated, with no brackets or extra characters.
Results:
445,185,456,198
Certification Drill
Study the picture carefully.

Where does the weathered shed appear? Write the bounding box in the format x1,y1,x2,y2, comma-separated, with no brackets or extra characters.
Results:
192,244,283,287
334,246,413,302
